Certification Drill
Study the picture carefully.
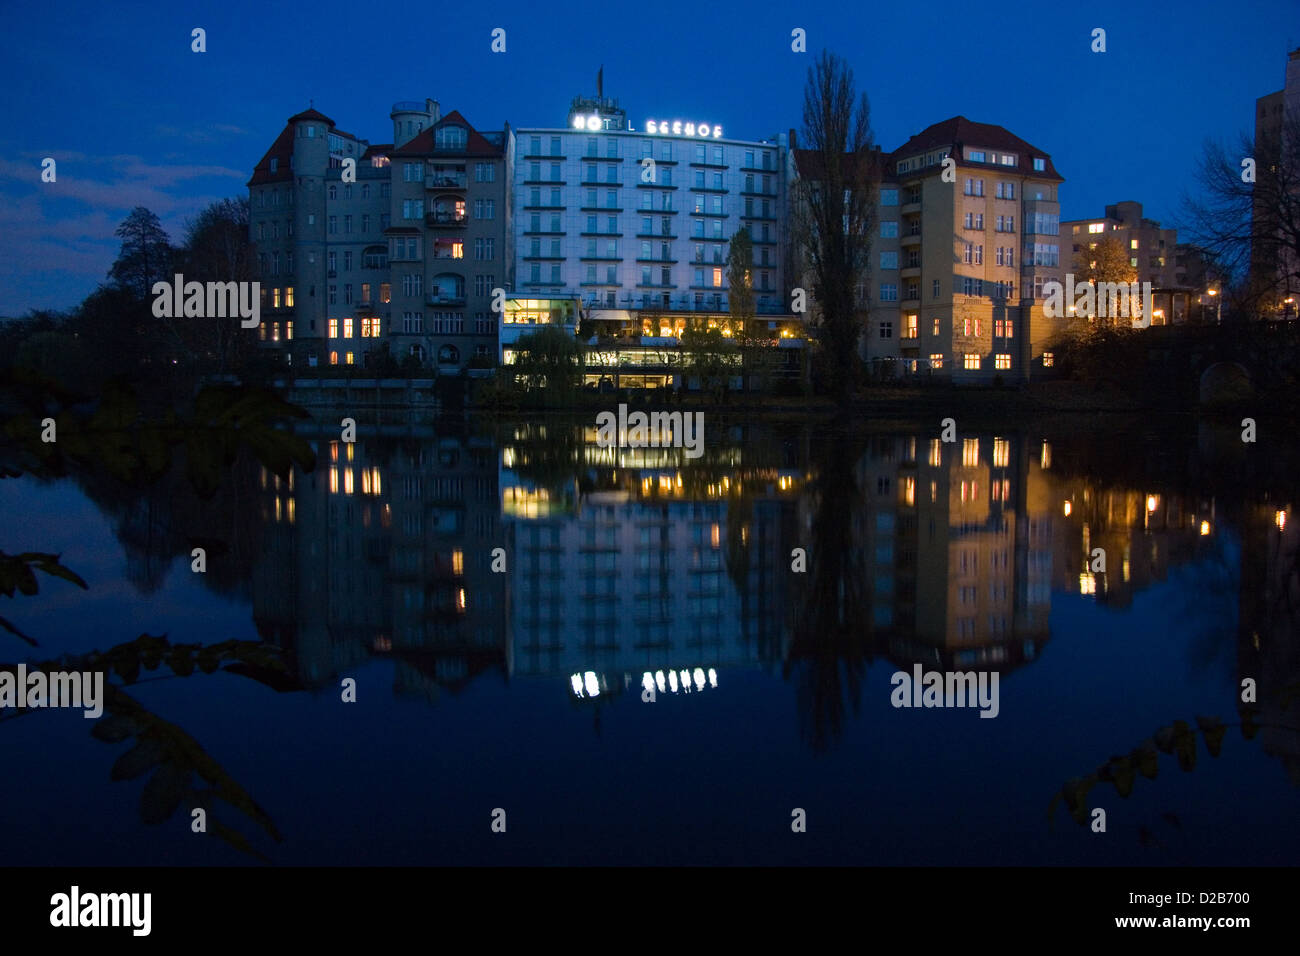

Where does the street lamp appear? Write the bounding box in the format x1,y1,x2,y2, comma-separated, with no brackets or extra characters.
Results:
1206,287,1221,324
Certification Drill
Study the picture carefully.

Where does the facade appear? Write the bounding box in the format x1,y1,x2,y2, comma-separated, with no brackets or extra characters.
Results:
388,104,513,368
506,94,806,389
248,107,389,367
827,116,1066,384
247,100,512,372
1062,201,1189,324
1253,47,1300,314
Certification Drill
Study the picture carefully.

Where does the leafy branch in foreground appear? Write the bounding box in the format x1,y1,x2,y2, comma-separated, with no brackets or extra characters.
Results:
0,552,87,646
4,634,292,861
1047,701,1299,827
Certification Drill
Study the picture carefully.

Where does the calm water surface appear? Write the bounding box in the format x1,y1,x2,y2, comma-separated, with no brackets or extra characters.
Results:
2,413,1296,865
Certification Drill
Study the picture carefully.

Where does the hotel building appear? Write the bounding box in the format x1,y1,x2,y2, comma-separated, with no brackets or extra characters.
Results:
506,94,807,389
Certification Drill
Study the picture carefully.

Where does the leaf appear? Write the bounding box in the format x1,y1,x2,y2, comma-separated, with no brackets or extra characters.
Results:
1134,743,1160,780
1196,715,1227,757
90,714,139,742
0,615,38,647
140,761,192,825
1172,720,1197,772
110,737,167,781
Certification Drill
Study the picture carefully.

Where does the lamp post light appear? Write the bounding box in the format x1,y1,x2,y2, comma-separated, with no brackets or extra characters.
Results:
1207,287,1220,324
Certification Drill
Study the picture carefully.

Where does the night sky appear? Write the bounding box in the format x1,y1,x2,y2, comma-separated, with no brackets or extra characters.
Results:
3,0,1295,313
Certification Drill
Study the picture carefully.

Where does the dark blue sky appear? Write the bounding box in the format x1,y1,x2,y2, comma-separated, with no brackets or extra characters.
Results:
4,0,1295,313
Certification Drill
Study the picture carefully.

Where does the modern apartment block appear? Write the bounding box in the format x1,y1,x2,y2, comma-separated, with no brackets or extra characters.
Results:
1253,47,1300,313
248,100,512,370
1062,202,1178,287
839,117,1066,384
1061,202,1188,323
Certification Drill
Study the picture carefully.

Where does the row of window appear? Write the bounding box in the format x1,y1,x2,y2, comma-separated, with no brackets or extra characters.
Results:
401,161,496,182
525,135,773,168
879,317,1015,339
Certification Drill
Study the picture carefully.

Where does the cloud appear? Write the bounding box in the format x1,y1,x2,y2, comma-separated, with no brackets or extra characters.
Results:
0,152,247,312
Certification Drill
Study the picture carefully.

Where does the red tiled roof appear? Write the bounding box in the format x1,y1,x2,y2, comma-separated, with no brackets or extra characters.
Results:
247,123,295,187
391,110,504,157
891,116,1063,181
794,116,1063,184
287,107,334,125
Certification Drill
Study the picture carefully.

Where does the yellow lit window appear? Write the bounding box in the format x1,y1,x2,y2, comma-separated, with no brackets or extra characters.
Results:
329,468,339,493
995,353,1011,370
371,316,381,336
964,353,980,370
271,322,280,342
962,438,979,467
452,550,464,575
713,268,723,287
1042,351,1054,367
259,323,267,341
344,468,354,495
273,288,281,308
710,523,720,548
452,241,464,259
343,318,353,338
346,351,355,365
328,318,339,338
330,350,339,365
380,283,391,303
286,321,294,340
286,287,294,307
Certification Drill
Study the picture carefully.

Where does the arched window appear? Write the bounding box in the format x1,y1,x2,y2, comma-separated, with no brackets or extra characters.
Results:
438,344,460,364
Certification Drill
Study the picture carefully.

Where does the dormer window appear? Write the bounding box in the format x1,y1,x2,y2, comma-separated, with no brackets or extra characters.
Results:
269,158,278,173
436,126,468,150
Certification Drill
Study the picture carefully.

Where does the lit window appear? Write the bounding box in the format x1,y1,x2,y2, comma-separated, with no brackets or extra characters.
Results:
994,353,1011,370
1042,351,1054,368
964,354,981,370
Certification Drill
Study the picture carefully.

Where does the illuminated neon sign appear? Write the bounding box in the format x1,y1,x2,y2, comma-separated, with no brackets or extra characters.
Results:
572,115,605,131
644,120,722,138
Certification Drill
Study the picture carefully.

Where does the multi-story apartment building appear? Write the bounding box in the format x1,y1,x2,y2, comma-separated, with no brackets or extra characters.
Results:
1061,201,1188,323
1253,47,1300,314
248,100,512,371
506,93,805,389
388,102,513,368
248,107,390,367
813,117,1066,383
1062,202,1178,288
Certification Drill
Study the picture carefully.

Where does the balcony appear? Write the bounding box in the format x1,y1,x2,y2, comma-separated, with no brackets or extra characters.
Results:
901,201,922,215
426,211,467,228
428,291,466,306
901,233,922,247
426,173,467,190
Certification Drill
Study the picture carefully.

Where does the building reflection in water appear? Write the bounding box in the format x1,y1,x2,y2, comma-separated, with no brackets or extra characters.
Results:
249,422,1289,757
